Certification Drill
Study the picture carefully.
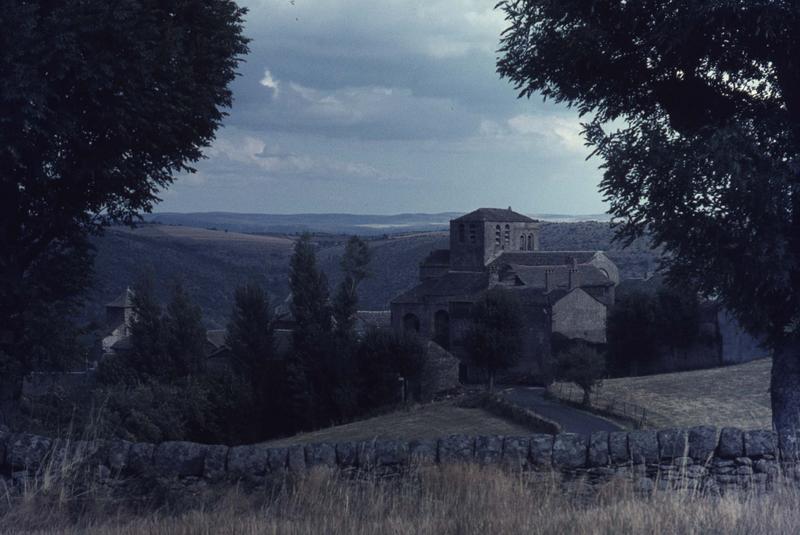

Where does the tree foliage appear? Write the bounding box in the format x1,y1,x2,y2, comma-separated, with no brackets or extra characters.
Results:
0,0,249,398
555,342,606,406
497,0,800,431
333,236,372,338
464,289,523,390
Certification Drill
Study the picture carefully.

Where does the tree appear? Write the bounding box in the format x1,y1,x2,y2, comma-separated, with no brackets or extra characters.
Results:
606,291,657,376
128,277,167,379
555,342,607,406
463,289,523,391
0,1,248,399
163,283,206,378
226,283,275,379
333,236,372,338
356,328,427,408
497,1,800,433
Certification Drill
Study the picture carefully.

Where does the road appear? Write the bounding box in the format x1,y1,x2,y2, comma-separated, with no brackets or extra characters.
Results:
500,386,623,434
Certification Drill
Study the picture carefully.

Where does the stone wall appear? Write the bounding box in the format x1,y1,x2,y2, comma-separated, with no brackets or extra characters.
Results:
1,427,798,494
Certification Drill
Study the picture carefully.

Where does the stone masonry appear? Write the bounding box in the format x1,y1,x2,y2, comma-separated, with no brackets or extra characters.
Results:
3,427,800,494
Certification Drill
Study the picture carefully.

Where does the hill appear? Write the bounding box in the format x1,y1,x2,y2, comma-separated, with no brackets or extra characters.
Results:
82,219,659,328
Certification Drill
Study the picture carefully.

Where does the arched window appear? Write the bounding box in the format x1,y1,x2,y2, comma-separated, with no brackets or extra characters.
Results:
469,223,477,243
458,223,465,243
527,235,533,250
519,235,525,250
504,224,510,247
495,225,501,245
403,313,420,333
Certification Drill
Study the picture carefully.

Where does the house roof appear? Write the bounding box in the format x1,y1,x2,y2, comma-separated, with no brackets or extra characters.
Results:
421,249,450,266
392,271,490,304
508,264,614,289
453,207,536,223
355,310,391,329
206,329,228,350
489,251,598,268
106,288,135,308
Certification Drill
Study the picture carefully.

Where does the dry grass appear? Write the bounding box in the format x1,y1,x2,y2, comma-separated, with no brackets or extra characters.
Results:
265,401,536,447
567,358,772,429
5,465,800,534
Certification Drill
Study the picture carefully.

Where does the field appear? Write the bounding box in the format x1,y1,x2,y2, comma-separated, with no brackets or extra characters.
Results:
6,465,800,534
264,401,535,447
559,359,772,430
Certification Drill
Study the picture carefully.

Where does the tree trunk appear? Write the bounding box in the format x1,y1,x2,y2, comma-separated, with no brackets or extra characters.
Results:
771,337,800,434
582,388,590,406
488,371,495,393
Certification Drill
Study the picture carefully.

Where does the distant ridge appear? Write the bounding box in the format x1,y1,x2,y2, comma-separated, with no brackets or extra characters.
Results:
144,211,611,235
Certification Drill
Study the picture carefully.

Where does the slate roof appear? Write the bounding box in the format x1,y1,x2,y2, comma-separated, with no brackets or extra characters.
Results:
489,251,598,268
107,288,135,308
392,272,490,303
453,207,536,223
421,249,450,266
509,264,614,289
355,310,391,329
206,329,228,350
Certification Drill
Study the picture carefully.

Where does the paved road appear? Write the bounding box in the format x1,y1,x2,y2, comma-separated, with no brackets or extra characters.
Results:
500,387,623,434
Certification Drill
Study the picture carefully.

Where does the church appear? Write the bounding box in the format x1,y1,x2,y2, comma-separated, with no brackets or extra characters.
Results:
390,208,619,382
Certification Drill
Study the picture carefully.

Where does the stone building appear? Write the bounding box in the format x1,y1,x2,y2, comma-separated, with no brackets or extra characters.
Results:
390,208,619,382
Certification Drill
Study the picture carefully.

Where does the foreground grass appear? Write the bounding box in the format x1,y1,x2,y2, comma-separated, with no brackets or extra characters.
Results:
5,465,800,534
265,401,535,447
556,358,771,429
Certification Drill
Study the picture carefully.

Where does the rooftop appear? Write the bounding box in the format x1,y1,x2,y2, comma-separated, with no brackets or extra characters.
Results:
452,207,537,224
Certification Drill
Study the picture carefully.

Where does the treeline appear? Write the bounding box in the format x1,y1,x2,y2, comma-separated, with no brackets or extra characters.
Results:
25,234,428,445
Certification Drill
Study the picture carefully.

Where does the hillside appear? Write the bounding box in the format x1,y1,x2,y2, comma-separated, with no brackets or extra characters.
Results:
82,220,659,328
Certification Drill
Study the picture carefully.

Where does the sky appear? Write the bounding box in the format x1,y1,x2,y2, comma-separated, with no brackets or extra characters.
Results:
158,0,608,216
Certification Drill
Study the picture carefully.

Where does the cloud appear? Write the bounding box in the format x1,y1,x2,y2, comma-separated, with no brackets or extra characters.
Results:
259,69,279,96
506,114,588,153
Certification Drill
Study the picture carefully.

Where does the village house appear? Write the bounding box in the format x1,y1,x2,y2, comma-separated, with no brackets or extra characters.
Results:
390,208,619,382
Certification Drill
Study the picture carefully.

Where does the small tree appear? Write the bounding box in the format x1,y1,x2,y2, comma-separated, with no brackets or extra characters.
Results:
357,328,427,408
226,283,274,379
555,342,607,406
333,236,372,338
163,284,206,378
128,276,166,378
463,289,523,391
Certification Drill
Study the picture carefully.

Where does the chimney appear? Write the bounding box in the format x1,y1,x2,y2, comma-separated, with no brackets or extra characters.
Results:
568,265,580,290
545,268,555,292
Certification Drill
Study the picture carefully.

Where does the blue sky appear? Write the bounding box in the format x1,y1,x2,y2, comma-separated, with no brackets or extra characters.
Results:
158,0,608,215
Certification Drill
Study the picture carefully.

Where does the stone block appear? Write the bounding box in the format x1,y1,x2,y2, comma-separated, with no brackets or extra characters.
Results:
588,432,609,467
717,428,744,459
658,428,688,460
127,443,154,474
153,441,208,478
628,430,658,464
475,436,503,465
228,444,269,477
7,434,52,471
608,432,629,464
688,426,717,462
552,434,588,469
0,428,9,469
267,447,288,473
375,440,409,467
778,431,800,461
502,436,529,470
439,435,474,464
306,442,336,468
107,440,131,473
203,445,229,481
287,445,306,472
409,439,437,465
529,434,553,467
357,441,377,469
336,442,358,467
744,430,777,458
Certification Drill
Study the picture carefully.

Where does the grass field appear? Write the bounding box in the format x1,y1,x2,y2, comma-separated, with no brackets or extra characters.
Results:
6,465,800,534
265,401,535,447
565,358,772,430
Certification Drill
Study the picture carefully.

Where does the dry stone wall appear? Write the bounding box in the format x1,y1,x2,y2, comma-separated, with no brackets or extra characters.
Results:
1,426,798,494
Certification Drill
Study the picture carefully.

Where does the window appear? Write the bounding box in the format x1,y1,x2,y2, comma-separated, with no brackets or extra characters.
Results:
458,223,465,243
519,235,525,250
527,235,533,250
495,225,501,245
469,223,477,244
504,224,510,248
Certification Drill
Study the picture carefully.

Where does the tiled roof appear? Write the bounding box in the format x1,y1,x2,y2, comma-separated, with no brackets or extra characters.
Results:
421,249,450,266
355,310,391,329
509,264,614,289
206,329,228,349
490,251,598,268
453,208,536,223
107,288,135,308
392,272,490,303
